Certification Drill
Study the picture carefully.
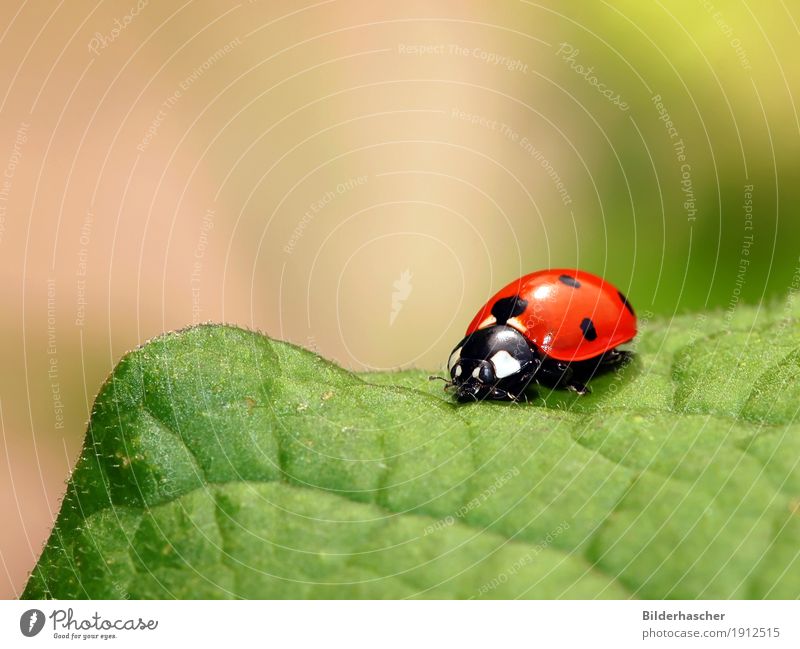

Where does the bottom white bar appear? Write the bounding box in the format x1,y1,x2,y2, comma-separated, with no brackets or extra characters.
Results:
1,600,797,647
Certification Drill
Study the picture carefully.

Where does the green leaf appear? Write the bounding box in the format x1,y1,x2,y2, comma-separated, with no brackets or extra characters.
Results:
24,306,800,599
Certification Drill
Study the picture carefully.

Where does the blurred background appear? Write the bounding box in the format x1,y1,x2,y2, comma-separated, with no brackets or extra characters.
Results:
1,0,799,598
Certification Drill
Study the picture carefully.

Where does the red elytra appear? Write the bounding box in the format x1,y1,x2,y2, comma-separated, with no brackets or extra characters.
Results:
465,268,637,362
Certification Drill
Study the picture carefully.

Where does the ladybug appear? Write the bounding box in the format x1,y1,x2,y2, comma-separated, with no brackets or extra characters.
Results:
440,269,637,401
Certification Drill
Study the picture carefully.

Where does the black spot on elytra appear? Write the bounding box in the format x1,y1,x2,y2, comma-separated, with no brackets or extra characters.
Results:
617,290,635,316
558,274,581,288
580,317,598,341
491,295,528,324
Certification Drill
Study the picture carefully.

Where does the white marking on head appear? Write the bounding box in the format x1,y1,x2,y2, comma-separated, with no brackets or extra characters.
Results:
490,350,522,379
454,365,462,377
471,367,481,379
448,347,462,371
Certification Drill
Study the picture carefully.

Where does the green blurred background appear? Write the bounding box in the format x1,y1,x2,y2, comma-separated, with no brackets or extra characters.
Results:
1,0,798,597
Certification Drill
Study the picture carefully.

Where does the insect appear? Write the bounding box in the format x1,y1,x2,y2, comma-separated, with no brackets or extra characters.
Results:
437,269,637,402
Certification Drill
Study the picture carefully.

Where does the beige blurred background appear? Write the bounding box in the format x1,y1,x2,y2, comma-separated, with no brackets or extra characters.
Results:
2,1,799,597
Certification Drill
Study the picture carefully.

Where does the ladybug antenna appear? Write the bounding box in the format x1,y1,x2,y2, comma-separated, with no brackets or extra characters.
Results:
428,375,454,390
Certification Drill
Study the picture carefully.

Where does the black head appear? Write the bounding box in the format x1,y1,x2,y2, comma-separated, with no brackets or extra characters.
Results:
447,325,538,401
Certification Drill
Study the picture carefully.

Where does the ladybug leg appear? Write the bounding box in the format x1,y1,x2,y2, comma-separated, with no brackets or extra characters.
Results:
534,359,592,395
504,367,539,401
571,349,632,385
488,386,524,402
533,359,571,387
597,348,632,369
556,349,633,394
565,381,589,396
